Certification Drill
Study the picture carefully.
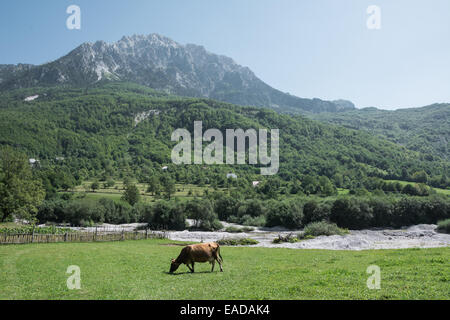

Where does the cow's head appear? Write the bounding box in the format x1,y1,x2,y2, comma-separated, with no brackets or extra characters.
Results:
169,259,181,273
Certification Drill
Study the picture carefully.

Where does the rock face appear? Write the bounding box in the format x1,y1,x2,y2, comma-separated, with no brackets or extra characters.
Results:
0,34,354,114
0,64,34,84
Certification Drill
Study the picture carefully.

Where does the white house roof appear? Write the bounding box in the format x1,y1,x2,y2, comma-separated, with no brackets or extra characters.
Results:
24,95,39,102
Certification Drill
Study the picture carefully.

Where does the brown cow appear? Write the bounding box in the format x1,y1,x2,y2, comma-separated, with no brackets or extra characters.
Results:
169,242,224,273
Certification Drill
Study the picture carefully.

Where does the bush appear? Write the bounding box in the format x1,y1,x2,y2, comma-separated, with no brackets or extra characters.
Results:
369,198,395,228
142,200,186,230
437,219,450,234
225,226,242,233
0,226,76,235
201,219,223,231
330,198,373,229
272,233,299,244
241,214,266,227
63,200,106,226
100,198,133,224
217,238,259,246
393,197,426,227
302,221,348,238
303,200,331,224
266,200,303,229
236,199,267,219
185,198,220,230
213,194,238,221
422,196,450,223
37,199,68,224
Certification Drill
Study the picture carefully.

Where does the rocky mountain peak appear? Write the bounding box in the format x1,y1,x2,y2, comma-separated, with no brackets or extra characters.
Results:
0,34,355,113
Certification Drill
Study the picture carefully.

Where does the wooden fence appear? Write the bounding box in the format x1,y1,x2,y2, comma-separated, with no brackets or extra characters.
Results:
0,227,168,245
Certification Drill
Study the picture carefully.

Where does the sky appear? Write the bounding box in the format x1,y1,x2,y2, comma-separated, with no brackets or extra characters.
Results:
1,0,449,110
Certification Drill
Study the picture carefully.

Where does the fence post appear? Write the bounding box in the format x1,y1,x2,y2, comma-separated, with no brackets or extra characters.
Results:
31,225,35,243
64,232,68,242
95,227,98,242
121,229,125,241
145,228,148,239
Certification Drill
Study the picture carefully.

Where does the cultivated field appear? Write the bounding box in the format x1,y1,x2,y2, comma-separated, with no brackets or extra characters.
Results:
70,182,218,203
0,239,448,300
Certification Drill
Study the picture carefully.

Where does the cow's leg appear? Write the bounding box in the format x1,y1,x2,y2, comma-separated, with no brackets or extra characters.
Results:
211,260,215,272
191,262,195,273
186,264,193,273
217,258,223,272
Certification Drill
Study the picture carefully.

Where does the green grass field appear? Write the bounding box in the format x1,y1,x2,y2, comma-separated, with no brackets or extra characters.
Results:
70,182,220,203
0,239,448,300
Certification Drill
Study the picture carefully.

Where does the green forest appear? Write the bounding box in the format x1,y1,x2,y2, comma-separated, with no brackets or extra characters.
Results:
312,104,449,160
0,82,449,230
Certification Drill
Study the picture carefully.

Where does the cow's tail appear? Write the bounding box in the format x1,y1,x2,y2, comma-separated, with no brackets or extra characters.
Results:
218,245,223,261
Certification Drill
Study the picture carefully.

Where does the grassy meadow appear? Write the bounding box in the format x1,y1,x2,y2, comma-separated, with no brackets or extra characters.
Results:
0,239,448,300
70,181,218,203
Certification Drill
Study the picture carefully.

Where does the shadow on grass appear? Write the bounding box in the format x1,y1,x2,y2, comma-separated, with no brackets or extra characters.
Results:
165,271,217,276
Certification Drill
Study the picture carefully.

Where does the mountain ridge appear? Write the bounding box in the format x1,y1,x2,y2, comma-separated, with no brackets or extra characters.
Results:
0,33,355,114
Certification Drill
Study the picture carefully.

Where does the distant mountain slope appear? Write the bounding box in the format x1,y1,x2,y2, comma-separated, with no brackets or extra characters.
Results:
0,64,34,85
0,34,354,114
311,104,450,159
0,83,446,188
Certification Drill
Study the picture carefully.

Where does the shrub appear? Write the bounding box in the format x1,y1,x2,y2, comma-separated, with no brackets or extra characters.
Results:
37,199,68,224
225,226,242,233
302,221,348,238
330,197,373,229
201,219,223,231
143,200,186,231
217,238,259,246
303,200,331,224
393,197,426,227
100,198,133,224
236,199,267,219
370,198,395,228
266,200,303,229
422,196,450,223
272,233,299,244
0,226,76,235
437,219,450,234
241,214,266,227
214,195,238,221
63,200,106,226
185,198,219,230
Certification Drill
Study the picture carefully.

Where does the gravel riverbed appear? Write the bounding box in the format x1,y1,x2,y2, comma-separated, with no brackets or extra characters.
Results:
63,222,450,251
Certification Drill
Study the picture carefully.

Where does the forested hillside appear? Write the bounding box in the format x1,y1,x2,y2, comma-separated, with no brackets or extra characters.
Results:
312,105,450,160
0,82,447,192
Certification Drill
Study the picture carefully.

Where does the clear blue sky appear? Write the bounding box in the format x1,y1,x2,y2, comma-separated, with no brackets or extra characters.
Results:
1,0,449,110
